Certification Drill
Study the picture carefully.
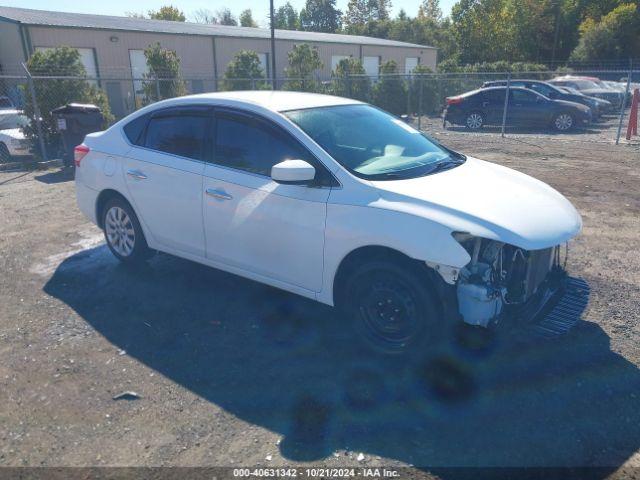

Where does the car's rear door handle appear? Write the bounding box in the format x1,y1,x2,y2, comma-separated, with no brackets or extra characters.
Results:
205,188,233,200
126,169,147,180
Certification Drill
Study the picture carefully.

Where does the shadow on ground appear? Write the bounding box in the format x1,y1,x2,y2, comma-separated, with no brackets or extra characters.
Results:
44,246,640,473
34,167,74,184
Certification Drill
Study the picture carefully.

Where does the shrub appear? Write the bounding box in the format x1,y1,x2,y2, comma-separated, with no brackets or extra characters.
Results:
283,44,323,92
142,43,187,104
330,57,371,101
222,50,268,91
372,60,407,115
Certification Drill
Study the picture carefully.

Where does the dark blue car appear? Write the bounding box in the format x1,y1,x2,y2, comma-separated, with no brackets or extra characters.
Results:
444,87,592,132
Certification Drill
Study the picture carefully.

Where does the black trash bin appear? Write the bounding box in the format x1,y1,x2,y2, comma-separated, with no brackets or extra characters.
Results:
51,103,104,167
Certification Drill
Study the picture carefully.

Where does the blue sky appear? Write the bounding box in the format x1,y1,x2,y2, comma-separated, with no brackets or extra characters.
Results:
2,0,457,27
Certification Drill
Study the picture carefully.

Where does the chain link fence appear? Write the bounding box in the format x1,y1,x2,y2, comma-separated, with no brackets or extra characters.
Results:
1,66,638,168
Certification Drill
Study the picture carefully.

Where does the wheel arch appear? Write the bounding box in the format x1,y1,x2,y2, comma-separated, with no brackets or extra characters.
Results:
95,189,133,230
332,245,455,315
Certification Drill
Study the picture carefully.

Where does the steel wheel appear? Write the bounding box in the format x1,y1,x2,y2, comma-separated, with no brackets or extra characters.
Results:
554,113,573,131
466,112,483,130
358,278,420,349
105,206,136,257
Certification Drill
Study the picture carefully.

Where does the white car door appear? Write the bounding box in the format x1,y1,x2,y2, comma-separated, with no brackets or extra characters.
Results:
203,109,334,293
123,106,209,257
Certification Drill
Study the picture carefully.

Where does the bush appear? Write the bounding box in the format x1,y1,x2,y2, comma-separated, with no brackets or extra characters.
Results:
283,44,323,92
372,60,407,115
142,43,187,104
23,46,113,159
222,50,268,91
330,57,371,101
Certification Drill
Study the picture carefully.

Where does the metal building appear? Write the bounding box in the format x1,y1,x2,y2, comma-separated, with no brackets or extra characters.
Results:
0,5,436,117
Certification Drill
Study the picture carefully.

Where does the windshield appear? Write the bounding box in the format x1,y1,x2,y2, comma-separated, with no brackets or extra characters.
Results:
284,104,464,180
0,114,29,131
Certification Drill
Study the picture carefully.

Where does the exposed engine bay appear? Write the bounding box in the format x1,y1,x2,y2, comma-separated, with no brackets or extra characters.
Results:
453,235,566,327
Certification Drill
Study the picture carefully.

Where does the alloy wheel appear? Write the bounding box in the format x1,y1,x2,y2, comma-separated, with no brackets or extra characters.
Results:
105,206,136,257
466,113,483,129
555,113,573,131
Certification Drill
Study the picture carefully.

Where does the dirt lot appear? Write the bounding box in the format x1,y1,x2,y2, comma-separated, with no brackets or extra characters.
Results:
1,130,639,476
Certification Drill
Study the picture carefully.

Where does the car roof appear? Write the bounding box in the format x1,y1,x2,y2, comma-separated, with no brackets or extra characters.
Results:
154,91,363,113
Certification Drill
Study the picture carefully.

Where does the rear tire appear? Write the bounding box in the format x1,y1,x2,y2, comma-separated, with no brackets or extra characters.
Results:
340,259,443,355
465,111,484,130
102,197,151,265
0,143,11,163
552,112,574,132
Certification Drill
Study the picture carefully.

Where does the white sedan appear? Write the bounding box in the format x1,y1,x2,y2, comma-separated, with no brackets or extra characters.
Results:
74,91,582,353
0,110,30,162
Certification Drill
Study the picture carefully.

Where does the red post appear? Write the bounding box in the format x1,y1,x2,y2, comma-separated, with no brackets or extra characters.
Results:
626,88,639,140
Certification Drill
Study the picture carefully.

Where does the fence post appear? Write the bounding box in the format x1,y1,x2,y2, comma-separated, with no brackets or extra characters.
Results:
501,71,511,138
155,76,161,102
418,75,423,131
616,61,633,145
406,74,411,118
21,63,48,163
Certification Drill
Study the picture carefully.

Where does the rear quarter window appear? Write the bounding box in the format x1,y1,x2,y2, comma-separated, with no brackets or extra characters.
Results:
123,113,149,146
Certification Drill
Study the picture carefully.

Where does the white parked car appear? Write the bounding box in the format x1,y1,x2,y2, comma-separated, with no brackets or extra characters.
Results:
0,110,30,161
75,91,582,353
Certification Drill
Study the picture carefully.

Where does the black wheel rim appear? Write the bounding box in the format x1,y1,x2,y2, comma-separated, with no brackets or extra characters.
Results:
357,276,422,350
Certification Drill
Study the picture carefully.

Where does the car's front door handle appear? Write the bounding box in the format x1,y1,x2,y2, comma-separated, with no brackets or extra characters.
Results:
205,188,233,200
126,169,147,180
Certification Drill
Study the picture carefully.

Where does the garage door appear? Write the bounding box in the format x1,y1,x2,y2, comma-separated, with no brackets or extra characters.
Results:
405,57,419,74
363,56,380,79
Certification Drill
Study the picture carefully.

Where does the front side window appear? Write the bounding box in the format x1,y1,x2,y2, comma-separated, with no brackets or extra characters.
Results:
285,104,464,180
213,112,317,178
144,110,209,160
511,89,539,103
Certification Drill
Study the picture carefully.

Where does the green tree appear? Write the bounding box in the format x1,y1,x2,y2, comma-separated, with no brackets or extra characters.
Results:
274,2,301,30
142,43,187,104
22,47,113,159
570,3,640,64
217,8,238,26
372,60,407,115
300,0,342,32
240,9,258,27
222,50,267,90
344,0,391,32
148,5,186,21
418,0,442,22
330,57,371,101
284,44,324,92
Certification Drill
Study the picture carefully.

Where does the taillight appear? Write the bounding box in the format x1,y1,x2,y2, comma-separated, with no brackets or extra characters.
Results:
74,144,90,167
446,97,463,105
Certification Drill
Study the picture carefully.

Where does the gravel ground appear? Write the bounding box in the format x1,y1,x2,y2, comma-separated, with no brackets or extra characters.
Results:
0,129,639,476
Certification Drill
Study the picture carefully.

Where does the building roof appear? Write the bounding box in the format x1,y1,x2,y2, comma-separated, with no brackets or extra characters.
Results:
0,6,435,50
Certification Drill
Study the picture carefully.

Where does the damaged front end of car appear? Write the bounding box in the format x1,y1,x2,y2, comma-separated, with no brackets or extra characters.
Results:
447,233,569,328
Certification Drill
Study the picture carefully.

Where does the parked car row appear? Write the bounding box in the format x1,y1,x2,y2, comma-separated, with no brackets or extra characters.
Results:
443,74,630,132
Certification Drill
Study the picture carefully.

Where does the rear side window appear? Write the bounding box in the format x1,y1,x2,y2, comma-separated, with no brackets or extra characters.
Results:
123,113,149,145
144,111,209,161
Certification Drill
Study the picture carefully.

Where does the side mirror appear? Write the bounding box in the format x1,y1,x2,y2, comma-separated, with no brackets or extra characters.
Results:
271,159,316,185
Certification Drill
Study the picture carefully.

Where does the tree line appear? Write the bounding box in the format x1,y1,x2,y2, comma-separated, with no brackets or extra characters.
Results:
129,1,640,68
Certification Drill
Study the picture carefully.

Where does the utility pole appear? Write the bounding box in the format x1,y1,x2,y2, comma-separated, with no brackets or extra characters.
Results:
270,0,277,90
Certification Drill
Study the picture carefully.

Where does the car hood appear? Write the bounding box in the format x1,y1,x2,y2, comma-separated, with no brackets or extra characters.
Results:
370,157,582,251
553,99,590,112
0,128,25,140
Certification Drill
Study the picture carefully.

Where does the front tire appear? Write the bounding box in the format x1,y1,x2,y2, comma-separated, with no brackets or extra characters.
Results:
102,197,151,264
341,260,442,355
552,112,574,132
465,111,484,130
